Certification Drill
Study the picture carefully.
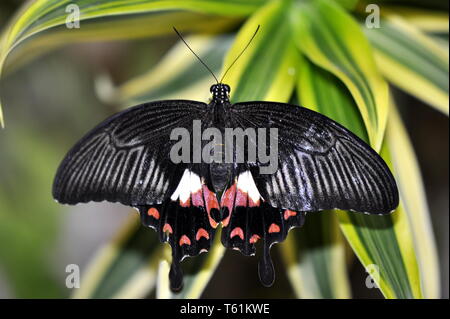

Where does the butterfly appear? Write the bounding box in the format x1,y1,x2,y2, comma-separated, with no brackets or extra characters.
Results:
52,27,399,291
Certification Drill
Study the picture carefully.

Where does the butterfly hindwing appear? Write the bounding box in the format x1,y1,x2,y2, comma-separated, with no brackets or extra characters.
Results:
220,165,306,286
138,166,220,291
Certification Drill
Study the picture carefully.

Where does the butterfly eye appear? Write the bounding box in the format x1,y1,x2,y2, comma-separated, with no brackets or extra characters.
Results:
224,84,230,92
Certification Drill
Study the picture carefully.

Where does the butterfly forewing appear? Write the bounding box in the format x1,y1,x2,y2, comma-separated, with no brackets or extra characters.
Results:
229,101,399,215
52,100,208,206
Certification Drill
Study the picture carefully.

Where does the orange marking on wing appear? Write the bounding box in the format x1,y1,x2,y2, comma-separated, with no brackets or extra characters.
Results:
195,228,210,241
248,197,260,207
202,185,219,228
180,197,191,207
235,188,247,207
163,223,173,234
268,223,280,233
191,189,204,207
220,183,236,212
179,235,191,246
249,234,261,244
147,207,160,219
284,209,297,220
230,227,244,240
222,215,231,227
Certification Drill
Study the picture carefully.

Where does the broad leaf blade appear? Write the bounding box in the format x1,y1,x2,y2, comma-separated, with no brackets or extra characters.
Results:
0,0,268,126
386,106,440,298
382,6,449,32
281,213,351,299
111,34,233,105
365,16,449,115
223,0,298,103
73,215,162,298
291,0,389,151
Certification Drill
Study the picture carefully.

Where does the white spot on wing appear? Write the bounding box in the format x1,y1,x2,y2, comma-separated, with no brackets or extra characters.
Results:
237,171,262,203
170,169,202,202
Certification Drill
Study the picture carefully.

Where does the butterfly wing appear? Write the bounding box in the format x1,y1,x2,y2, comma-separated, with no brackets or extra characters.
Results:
219,101,398,287
52,100,224,291
229,101,399,215
219,163,306,286
53,100,207,205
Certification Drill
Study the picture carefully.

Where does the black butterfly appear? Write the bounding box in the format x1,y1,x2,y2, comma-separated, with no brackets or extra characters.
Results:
52,28,398,291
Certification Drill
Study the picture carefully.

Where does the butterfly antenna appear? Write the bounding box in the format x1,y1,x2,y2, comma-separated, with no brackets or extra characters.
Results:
220,24,260,83
173,27,219,84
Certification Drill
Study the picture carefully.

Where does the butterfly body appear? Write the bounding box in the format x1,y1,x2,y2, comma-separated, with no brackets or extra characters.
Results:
53,83,398,291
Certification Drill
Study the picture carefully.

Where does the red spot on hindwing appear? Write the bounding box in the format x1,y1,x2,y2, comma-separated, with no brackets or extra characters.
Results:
179,235,191,246
147,207,160,219
195,228,210,241
202,185,219,228
230,227,244,240
222,215,231,227
235,188,247,207
248,197,260,207
268,223,280,234
221,184,236,227
180,197,191,207
284,209,297,220
220,184,236,213
249,234,261,244
163,223,173,234
191,189,204,207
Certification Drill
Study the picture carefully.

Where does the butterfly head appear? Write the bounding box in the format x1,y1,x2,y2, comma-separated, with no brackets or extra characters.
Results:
210,84,230,103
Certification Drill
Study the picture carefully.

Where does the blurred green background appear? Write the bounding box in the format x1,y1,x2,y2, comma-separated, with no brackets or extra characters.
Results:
0,0,448,298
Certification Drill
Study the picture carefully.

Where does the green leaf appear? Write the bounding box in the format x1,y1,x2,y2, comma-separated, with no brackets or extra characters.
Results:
382,6,449,32
222,0,299,103
335,0,360,11
339,136,427,299
281,213,351,299
291,0,389,151
108,34,233,105
73,216,162,298
365,16,449,115
0,0,268,127
363,0,449,12
294,55,424,298
385,105,440,298
0,130,63,298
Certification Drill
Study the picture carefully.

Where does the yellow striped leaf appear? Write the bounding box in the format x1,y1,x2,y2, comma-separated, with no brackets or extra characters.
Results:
365,16,449,115
73,215,162,298
386,105,440,298
291,0,389,151
382,6,449,32
222,0,299,103
295,55,424,298
0,0,267,126
111,34,232,105
280,55,352,299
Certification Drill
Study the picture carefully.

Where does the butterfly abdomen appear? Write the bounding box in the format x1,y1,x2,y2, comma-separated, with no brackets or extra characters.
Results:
210,162,231,193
